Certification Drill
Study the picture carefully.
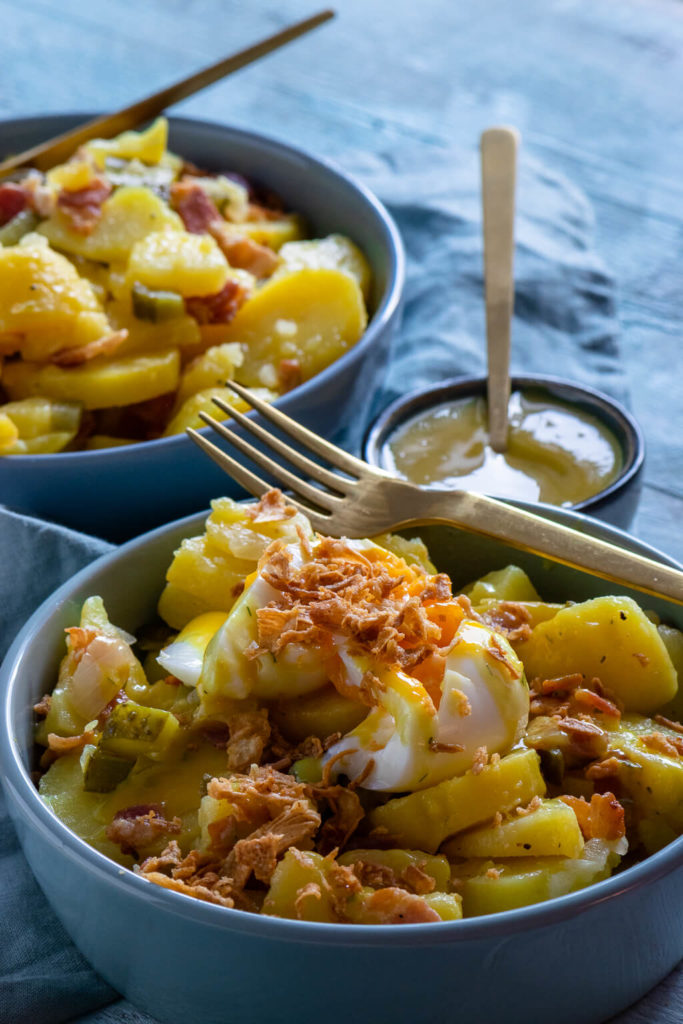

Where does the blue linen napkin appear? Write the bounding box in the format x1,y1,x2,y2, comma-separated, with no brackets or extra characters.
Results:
0,145,640,1024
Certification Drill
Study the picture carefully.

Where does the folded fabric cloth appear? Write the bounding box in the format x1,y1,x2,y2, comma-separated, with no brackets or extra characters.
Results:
0,144,637,1024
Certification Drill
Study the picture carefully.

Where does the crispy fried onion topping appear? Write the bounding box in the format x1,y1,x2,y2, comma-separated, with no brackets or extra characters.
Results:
254,535,454,672
137,766,322,907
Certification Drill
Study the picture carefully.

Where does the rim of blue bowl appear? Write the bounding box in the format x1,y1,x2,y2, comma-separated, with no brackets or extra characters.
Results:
0,111,405,465
2,501,683,947
364,373,645,513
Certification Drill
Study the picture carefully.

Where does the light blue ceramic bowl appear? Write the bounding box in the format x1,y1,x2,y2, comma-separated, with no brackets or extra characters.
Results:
0,114,404,541
2,503,683,1024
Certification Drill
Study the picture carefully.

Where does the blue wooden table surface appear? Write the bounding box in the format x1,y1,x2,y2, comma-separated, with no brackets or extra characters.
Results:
2,1,683,1021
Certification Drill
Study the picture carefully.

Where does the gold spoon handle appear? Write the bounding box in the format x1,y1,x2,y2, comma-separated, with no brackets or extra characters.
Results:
481,126,519,453
0,9,335,177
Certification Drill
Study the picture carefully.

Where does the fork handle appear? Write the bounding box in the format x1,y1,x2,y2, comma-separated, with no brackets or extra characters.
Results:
394,486,683,605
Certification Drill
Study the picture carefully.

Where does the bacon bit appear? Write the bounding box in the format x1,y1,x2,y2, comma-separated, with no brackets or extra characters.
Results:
210,224,279,278
515,795,542,817
559,792,625,841
185,279,248,325
557,716,607,741
481,601,533,643
471,746,489,775
278,358,302,393
0,182,27,226
51,329,127,366
573,688,621,720
633,652,650,667
226,708,271,773
359,887,441,924
294,881,323,918
642,731,683,758
106,805,182,857
246,489,296,523
654,714,683,735
538,673,584,696
33,694,52,717
486,867,501,880
57,178,112,234
170,180,220,234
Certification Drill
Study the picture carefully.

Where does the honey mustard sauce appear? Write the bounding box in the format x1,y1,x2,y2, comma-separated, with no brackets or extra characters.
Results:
385,390,622,505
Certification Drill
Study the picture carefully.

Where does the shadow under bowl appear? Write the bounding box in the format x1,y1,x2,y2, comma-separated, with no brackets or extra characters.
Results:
0,113,404,541
364,374,645,530
1,503,682,1024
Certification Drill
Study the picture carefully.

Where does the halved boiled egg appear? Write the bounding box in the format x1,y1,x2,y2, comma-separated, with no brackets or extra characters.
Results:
157,611,229,687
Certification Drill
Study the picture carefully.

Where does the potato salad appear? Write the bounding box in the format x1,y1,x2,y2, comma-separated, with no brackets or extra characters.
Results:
0,120,371,454
35,492,683,924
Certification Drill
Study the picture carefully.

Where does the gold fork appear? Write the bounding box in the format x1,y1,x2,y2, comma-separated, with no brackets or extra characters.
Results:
187,382,683,606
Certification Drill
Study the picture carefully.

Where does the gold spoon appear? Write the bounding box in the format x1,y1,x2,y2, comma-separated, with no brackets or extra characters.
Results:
0,9,335,178
480,125,519,453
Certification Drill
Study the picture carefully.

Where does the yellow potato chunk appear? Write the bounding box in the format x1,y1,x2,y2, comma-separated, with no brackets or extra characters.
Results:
658,624,683,721
453,838,622,917
85,117,169,166
162,385,275,436
517,595,678,712
368,748,546,853
39,186,182,263
175,343,244,406
337,849,451,891
239,214,307,251
275,234,372,300
47,160,98,192
0,413,19,453
3,349,180,409
0,242,111,360
107,298,201,356
443,798,585,859
270,684,367,743
126,231,229,297
464,565,541,605
219,268,367,387
157,496,309,630
605,713,683,849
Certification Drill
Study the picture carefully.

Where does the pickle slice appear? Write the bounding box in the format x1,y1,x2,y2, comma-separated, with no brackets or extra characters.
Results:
99,701,179,759
82,747,135,793
131,283,185,322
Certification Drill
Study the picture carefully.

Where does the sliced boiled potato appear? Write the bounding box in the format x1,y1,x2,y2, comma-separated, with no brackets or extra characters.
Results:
126,230,229,297
464,565,541,605
162,385,275,435
270,684,367,743
175,343,244,406
0,413,19,453
239,214,307,251
3,348,180,409
452,838,623,917
2,430,76,454
84,117,169,166
443,798,584,859
38,186,183,263
157,496,308,630
275,234,372,300
368,748,546,853
517,595,678,712
219,267,367,387
0,242,111,360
